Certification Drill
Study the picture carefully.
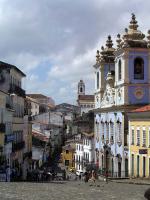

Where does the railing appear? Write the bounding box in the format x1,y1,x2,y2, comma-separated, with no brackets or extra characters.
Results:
75,159,83,163
23,151,32,160
0,123,5,133
12,141,25,152
9,84,25,98
6,102,13,110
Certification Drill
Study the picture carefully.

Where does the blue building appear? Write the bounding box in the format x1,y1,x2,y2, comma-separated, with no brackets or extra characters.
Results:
94,14,150,177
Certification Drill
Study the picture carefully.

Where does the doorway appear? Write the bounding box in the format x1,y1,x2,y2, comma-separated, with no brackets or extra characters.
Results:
143,157,146,177
118,162,121,177
125,158,128,177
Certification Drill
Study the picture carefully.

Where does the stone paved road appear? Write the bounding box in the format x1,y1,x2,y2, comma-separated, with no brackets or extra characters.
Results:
0,181,148,200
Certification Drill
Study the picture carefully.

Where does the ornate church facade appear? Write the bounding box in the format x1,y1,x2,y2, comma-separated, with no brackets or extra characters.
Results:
94,14,150,177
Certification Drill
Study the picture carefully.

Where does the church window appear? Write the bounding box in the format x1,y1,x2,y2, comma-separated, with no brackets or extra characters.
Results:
117,120,122,142
110,122,114,141
80,87,83,93
134,57,144,80
118,59,122,80
97,72,99,89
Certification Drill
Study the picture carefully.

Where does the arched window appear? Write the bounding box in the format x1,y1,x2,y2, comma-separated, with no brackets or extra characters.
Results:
134,57,144,80
80,87,83,93
118,59,122,80
97,72,99,89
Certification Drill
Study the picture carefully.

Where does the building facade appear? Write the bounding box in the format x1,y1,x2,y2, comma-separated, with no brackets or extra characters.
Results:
0,61,26,180
94,14,150,177
128,105,150,178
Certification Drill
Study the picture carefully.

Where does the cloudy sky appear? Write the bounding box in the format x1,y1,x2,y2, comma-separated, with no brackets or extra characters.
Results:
0,0,150,104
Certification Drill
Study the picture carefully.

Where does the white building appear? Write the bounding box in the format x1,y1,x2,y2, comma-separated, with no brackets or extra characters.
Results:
74,133,94,175
26,96,39,116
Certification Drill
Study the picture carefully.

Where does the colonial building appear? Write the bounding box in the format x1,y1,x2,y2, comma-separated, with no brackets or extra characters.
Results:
26,96,39,116
0,89,14,175
77,80,94,115
61,142,75,171
128,105,150,178
0,61,26,179
72,112,94,174
94,14,150,177
27,94,55,113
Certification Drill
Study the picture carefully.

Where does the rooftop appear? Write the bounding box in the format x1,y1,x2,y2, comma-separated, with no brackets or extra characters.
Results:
27,94,48,99
0,61,26,77
78,95,94,101
131,105,150,113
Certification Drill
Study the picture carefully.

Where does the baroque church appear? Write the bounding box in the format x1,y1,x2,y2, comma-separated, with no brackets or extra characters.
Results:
94,14,150,177
77,80,94,115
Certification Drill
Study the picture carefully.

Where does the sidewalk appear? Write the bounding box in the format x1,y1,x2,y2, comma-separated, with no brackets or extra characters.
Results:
110,178,150,185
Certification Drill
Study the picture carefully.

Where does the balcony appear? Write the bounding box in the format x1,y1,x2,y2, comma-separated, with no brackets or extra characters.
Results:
9,84,25,98
75,159,83,164
6,102,13,110
12,141,25,152
23,151,32,160
0,123,5,133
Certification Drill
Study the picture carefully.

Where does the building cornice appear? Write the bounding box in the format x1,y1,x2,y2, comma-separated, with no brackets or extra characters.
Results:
94,104,145,114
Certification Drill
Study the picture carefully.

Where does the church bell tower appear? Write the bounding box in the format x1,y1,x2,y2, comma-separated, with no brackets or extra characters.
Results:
78,80,85,95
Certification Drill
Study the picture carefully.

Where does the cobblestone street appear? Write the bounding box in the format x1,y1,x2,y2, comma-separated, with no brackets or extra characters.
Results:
0,181,148,200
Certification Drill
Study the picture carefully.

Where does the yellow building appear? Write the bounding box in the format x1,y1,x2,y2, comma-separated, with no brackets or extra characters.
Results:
128,105,150,178
62,143,75,171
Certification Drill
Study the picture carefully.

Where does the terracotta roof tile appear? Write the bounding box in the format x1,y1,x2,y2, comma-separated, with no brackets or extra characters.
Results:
78,95,94,101
131,105,150,112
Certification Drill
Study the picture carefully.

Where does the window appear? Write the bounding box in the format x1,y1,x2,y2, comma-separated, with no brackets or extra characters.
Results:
134,57,144,80
65,160,69,166
132,154,134,176
117,122,122,142
101,122,104,141
110,122,114,141
131,129,134,145
80,87,83,93
66,150,69,154
97,72,99,89
143,130,146,146
137,130,140,146
118,59,122,80
137,155,139,177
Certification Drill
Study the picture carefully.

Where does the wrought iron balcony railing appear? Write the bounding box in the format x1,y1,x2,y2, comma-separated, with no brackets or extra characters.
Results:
6,102,13,110
9,84,25,98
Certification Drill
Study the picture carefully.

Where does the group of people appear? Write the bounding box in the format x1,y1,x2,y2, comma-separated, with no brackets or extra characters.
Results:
26,168,66,182
78,170,96,183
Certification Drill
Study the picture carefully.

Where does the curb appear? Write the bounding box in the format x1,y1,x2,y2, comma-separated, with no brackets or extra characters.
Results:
109,180,150,186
